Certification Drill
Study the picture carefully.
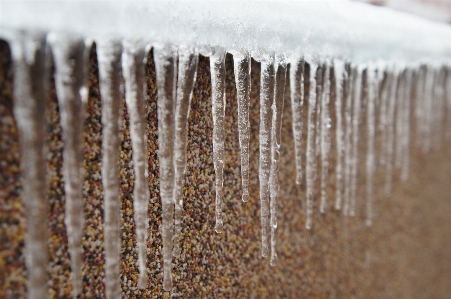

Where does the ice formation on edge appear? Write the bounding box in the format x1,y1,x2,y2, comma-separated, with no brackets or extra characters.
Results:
3,1,451,294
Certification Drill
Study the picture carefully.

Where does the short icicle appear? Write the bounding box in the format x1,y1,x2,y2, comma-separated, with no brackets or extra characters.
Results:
289,56,305,185
11,33,49,299
97,40,123,299
333,60,345,210
173,47,198,257
210,47,227,234
259,54,275,257
422,66,435,153
154,45,177,291
233,51,251,202
401,68,413,181
269,55,287,266
343,65,353,216
365,66,377,226
384,69,399,196
349,66,363,216
122,41,149,289
48,34,86,297
320,61,331,213
306,61,318,229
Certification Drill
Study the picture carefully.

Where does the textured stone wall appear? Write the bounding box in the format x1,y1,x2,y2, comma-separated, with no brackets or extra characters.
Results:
1,40,451,298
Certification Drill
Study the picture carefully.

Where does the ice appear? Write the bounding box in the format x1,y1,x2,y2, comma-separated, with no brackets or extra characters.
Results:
289,56,305,185
343,64,353,216
333,60,345,210
269,55,287,266
48,34,86,297
365,65,377,226
173,46,198,257
384,69,399,196
210,47,227,234
320,61,331,214
154,44,178,291
121,40,149,289
259,53,275,257
11,33,49,299
306,61,318,229
233,51,251,203
401,68,413,181
349,66,363,216
97,39,123,299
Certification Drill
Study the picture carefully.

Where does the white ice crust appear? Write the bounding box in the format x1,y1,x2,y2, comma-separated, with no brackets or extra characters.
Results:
1,1,451,64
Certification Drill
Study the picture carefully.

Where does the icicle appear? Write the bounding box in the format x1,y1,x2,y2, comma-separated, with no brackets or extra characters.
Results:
269,56,287,266
154,45,177,291
365,66,377,226
48,34,86,297
415,67,426,147
395,69,406,169
446,66,451,138
306,61,318,229
343,65,353,216
233,51,251,202
333,60,345,210
259,54,275,257
315,66,323,158
432,67,446,147
422,66,435,153
11,33,48,299
379,68,390,166
349,66,362,216
401,68,413,181
290,56,305,185
384,69,399,196
97,40,123,299
210,47,227,234
320,61,331,213
173,47,198,257
121,41,149,289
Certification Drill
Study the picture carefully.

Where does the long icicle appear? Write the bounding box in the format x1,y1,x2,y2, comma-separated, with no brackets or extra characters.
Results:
234,51,251,202
11,33,49,299
401,68,413,181
343,64,353,216
306,61,318,229
290,56,305,185
122,41,149,289
320,61,331,213
97,40,123,299
48,34,86,297
366,65,377,226
154,44,177,291
269,55,287,266
259,54,275,257
210,47,227,234
350,66,362,216
384,69,398,196
173,47,198,257
333,60,345,210
395,68,406,169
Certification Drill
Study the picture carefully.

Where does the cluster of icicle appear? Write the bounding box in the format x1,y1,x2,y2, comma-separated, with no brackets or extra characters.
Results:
10,32,451,298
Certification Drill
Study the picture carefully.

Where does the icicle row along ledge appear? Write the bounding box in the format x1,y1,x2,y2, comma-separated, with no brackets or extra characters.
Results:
1,1,451,298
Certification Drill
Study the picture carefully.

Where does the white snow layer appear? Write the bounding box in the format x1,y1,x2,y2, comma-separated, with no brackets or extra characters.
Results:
1,1,451,64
